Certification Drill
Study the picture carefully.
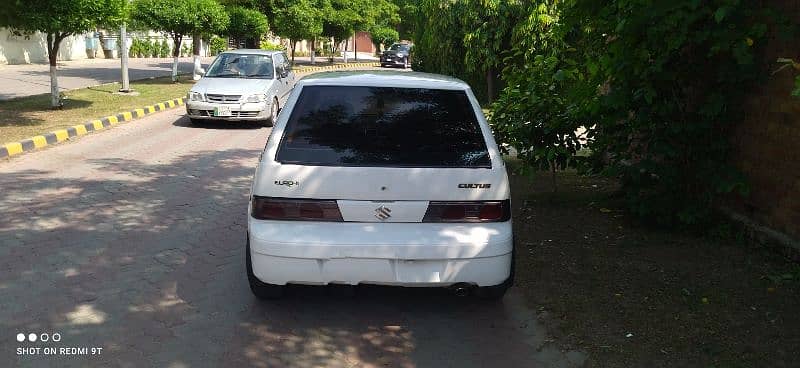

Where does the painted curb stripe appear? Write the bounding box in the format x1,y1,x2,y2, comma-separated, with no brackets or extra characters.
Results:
157,103,166,111
135,109,145,118
166,100,175,108
0,146,8,159
74,125,88,135
20,139,35,151
66,127,78,137
43,133,58,145
110,115,121,125
122,111,133,121
54,130,69,142
32,136,47,148
146,106,155,113
5,142,23,156
91,120,104,131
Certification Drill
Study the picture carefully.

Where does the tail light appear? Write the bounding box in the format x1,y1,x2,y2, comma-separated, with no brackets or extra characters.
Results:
251,196,343,221
423,200,511,223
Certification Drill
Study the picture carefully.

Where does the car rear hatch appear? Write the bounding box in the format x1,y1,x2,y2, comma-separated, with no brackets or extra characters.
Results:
252,84,509,224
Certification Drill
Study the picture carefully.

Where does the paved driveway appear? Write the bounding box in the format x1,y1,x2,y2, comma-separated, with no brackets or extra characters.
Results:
0,108,585,367
0,57,215,100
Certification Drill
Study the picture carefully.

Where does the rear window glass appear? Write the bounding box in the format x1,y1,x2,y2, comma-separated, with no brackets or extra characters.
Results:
275,86,491,168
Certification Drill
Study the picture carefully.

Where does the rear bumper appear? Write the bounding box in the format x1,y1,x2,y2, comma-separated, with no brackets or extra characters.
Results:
247,220,513,286
185,101,269,121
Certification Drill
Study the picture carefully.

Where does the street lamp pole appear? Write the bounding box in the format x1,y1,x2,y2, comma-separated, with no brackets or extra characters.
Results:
120,23,130,92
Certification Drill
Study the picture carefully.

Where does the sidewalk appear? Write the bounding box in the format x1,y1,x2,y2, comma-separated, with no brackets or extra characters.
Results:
0,57,214,100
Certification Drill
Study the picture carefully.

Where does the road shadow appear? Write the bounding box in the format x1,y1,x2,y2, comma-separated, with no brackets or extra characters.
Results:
0,148,580,368
0,97,93,128
172,117,265,130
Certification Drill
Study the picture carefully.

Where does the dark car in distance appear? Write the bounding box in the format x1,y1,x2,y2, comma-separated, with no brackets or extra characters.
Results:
380,43,412,69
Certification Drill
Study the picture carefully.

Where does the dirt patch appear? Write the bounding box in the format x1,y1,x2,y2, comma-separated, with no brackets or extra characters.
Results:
510,166,800,367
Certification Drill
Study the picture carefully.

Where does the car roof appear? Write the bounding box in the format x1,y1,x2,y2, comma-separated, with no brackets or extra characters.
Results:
220,49,283,56
298,71,469,90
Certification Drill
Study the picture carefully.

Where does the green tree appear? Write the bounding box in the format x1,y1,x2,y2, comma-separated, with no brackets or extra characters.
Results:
225,5,269,48
1,0,127,107
131,0,229,81
320,0,357,59
369,26,399,53
273,0,322,64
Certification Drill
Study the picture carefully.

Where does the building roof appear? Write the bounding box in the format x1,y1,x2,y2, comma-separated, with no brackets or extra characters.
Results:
298,70,470,90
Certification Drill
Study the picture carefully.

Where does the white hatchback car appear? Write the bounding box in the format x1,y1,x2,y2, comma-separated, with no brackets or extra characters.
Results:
186,49,295,126
247,71,513,299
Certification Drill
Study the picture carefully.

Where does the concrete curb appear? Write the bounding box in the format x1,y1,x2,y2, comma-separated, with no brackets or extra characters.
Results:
0,97,185,159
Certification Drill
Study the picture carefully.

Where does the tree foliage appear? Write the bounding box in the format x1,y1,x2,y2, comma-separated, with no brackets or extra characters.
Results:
369,26,399,51
273,0,322,62
2,0,127,106
225,5,269,43
132,0,229,42
414,0,777,227
132,0,229,80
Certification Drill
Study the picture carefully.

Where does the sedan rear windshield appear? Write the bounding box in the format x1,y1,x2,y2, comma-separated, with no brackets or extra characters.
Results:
275,86,491,168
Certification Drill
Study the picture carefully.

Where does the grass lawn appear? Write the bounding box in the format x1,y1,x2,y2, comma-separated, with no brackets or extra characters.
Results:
0,77,194,144
510,164,800,367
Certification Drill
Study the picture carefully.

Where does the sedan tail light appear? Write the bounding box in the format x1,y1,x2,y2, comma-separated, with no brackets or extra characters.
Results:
251,196,343,221
422,200,511,223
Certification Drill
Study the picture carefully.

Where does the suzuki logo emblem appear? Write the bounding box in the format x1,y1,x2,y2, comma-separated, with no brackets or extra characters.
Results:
374,205,392,221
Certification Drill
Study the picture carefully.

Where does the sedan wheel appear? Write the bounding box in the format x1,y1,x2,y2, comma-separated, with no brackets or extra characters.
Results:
265,98,278,127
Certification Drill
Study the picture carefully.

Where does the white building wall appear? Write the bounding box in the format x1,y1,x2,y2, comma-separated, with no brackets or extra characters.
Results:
0,28,91,64
0,28,208,65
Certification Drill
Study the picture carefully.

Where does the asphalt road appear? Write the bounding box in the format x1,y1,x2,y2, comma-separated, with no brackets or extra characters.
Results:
0,107,586,367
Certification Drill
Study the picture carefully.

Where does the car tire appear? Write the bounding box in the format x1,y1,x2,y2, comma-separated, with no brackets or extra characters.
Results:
475,242,515,301
246,237,284,300
264,97,278,127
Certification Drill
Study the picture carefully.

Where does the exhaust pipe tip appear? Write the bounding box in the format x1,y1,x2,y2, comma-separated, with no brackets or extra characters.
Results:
450,283,473,297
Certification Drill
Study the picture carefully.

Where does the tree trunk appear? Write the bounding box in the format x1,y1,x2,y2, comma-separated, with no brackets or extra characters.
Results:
550,160,558,193
353,32,358,61
310,37,315,65
291,40,296,64
46,32,66,108
171,34,182,82
343,37,348,63
192,34,202,80
486,67,496,102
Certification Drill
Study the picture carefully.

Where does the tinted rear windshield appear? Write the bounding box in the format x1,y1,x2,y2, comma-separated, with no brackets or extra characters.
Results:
275,86,491,168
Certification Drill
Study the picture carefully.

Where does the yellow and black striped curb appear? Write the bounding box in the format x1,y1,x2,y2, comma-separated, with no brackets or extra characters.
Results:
0,97,185,159
296,62,380,74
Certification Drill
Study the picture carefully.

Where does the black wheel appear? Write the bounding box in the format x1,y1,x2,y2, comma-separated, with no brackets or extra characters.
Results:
246,237,284,299
264,97,278,127
475,281,510,300
475,243,515,301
